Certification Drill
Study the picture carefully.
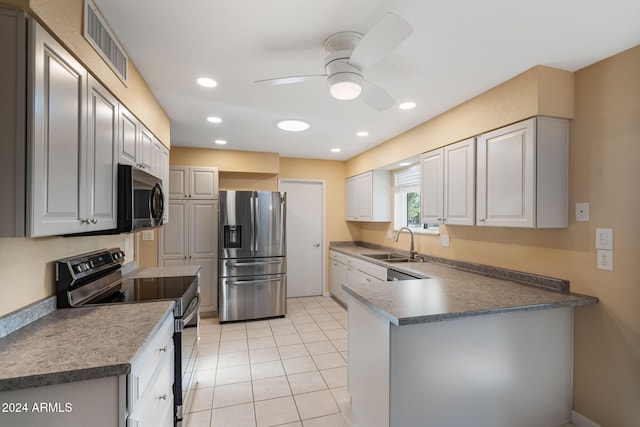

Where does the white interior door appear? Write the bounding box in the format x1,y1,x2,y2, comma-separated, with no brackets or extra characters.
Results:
279,179,325,297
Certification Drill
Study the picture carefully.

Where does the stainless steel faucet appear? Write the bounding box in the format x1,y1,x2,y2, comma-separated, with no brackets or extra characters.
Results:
394,227,417,259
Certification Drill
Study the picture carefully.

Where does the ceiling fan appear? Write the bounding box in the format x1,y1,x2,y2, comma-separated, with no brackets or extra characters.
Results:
255,12,414,112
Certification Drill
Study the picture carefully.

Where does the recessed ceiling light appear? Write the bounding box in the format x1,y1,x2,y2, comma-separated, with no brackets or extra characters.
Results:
207,116,222,123
331,148,342,153
398,102,416,110
197,77,217,88
399,162,411,166
214,139,227,145
276,120,310,132
356,131,369,137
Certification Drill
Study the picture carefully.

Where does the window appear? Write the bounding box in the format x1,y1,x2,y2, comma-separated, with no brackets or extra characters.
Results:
393,165,439,233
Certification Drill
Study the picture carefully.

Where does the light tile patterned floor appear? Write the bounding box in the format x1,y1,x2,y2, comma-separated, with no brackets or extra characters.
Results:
185,296,360,427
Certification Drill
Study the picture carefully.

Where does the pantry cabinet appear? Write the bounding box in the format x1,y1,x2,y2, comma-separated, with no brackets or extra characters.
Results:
169,166,219,199
476,117,568,228
345,170,391,222
159,198,218,316
421,138,475,225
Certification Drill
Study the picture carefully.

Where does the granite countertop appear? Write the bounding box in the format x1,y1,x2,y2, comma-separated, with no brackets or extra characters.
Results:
125,265,201,279
331,244,598,326
0,301,174,392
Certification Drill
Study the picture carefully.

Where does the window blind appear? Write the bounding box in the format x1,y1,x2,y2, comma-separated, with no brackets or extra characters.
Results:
394,165,421,193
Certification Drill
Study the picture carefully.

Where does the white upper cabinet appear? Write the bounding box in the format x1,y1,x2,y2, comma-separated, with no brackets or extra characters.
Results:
29,25,120,237
86,75,118,231
169,166,219,199
346,170,391,222
420,148,444,224
476,117,568,228
117,104,157,174
28,22,90,236
421,138,475,226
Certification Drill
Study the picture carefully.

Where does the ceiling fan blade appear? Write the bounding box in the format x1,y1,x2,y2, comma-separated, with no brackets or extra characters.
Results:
254,74,326,86
360,80,396,112
349,12,414,70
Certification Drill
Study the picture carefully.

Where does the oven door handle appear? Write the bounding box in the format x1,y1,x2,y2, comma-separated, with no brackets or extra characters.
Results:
181,294,200,326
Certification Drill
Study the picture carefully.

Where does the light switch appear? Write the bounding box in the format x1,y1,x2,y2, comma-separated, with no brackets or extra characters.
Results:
595,228,613,250
441,234,450,247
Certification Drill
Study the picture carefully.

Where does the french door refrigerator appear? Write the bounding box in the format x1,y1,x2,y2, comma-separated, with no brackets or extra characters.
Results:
218,191,287,322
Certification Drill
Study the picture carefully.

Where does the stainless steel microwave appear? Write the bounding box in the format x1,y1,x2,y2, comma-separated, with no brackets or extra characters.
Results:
117,164,165,233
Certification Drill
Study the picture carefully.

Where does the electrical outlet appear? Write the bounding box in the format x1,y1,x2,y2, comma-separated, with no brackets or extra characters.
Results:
597,250,613,270
441,234,450,247
142,230,155,241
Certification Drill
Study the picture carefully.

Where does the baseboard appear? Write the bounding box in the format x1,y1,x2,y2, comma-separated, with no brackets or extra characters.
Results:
572,410,602,427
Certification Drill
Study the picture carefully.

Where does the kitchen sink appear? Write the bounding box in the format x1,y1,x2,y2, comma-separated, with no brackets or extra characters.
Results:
362,253,425,263
363,253,408,261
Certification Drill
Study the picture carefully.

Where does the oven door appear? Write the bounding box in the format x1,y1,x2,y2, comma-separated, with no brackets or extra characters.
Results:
175,293,199,426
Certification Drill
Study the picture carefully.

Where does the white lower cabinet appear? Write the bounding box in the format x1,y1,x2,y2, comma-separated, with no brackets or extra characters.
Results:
0,315,174,427
330,251,387,305
128,315,174,427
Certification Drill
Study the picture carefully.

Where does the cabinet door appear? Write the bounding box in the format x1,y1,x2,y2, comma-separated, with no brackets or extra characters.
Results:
189,167,218,199
443,138,475,226
345,177,357,220
191,256,217,316
86,76,118,231
118,104,138,166
355,172,373,220
420,148,444,224
168,167,188,198
29,23,87,237
138,125,154,171
159,200,188,260
189,199,218,259
477,118,535,227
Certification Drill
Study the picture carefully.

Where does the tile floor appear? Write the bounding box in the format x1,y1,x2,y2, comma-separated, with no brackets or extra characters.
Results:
184,296,360,427
183,297,580,427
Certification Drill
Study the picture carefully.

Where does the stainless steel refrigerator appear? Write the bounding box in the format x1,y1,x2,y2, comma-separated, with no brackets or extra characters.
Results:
218,191,287,322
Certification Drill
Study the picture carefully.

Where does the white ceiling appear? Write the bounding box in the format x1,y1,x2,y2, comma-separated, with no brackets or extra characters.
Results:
93,0,640,161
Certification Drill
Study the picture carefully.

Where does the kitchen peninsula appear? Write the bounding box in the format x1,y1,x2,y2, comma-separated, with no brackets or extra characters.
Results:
332,244,597,427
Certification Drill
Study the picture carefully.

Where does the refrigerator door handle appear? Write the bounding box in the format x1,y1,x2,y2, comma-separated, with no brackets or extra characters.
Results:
225,260,282,267
253,191,259,255
227,278,282,286
250,193,255,254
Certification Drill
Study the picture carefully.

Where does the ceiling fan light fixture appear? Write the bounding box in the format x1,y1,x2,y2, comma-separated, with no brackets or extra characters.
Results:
328,73,363,100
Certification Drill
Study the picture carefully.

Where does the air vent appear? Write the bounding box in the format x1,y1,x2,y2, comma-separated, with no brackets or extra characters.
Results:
84,0,128,83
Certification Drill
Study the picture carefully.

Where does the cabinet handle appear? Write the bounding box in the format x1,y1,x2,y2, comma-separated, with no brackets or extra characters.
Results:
159,394,167,400
79,218,89,224
159,345,168,352
479,218,486,222
90,218,97,224
184,256,188,260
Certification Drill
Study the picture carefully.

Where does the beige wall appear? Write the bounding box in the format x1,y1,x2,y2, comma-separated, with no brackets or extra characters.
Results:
348,50,640,425
0,0,171,145
347,65,574,175
0,0,169,315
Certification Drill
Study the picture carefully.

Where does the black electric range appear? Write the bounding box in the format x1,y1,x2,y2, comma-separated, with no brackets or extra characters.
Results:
55,248,199,427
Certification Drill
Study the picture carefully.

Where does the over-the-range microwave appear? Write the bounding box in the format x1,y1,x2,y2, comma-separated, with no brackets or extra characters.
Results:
68,164,165,236
117,164,165,233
